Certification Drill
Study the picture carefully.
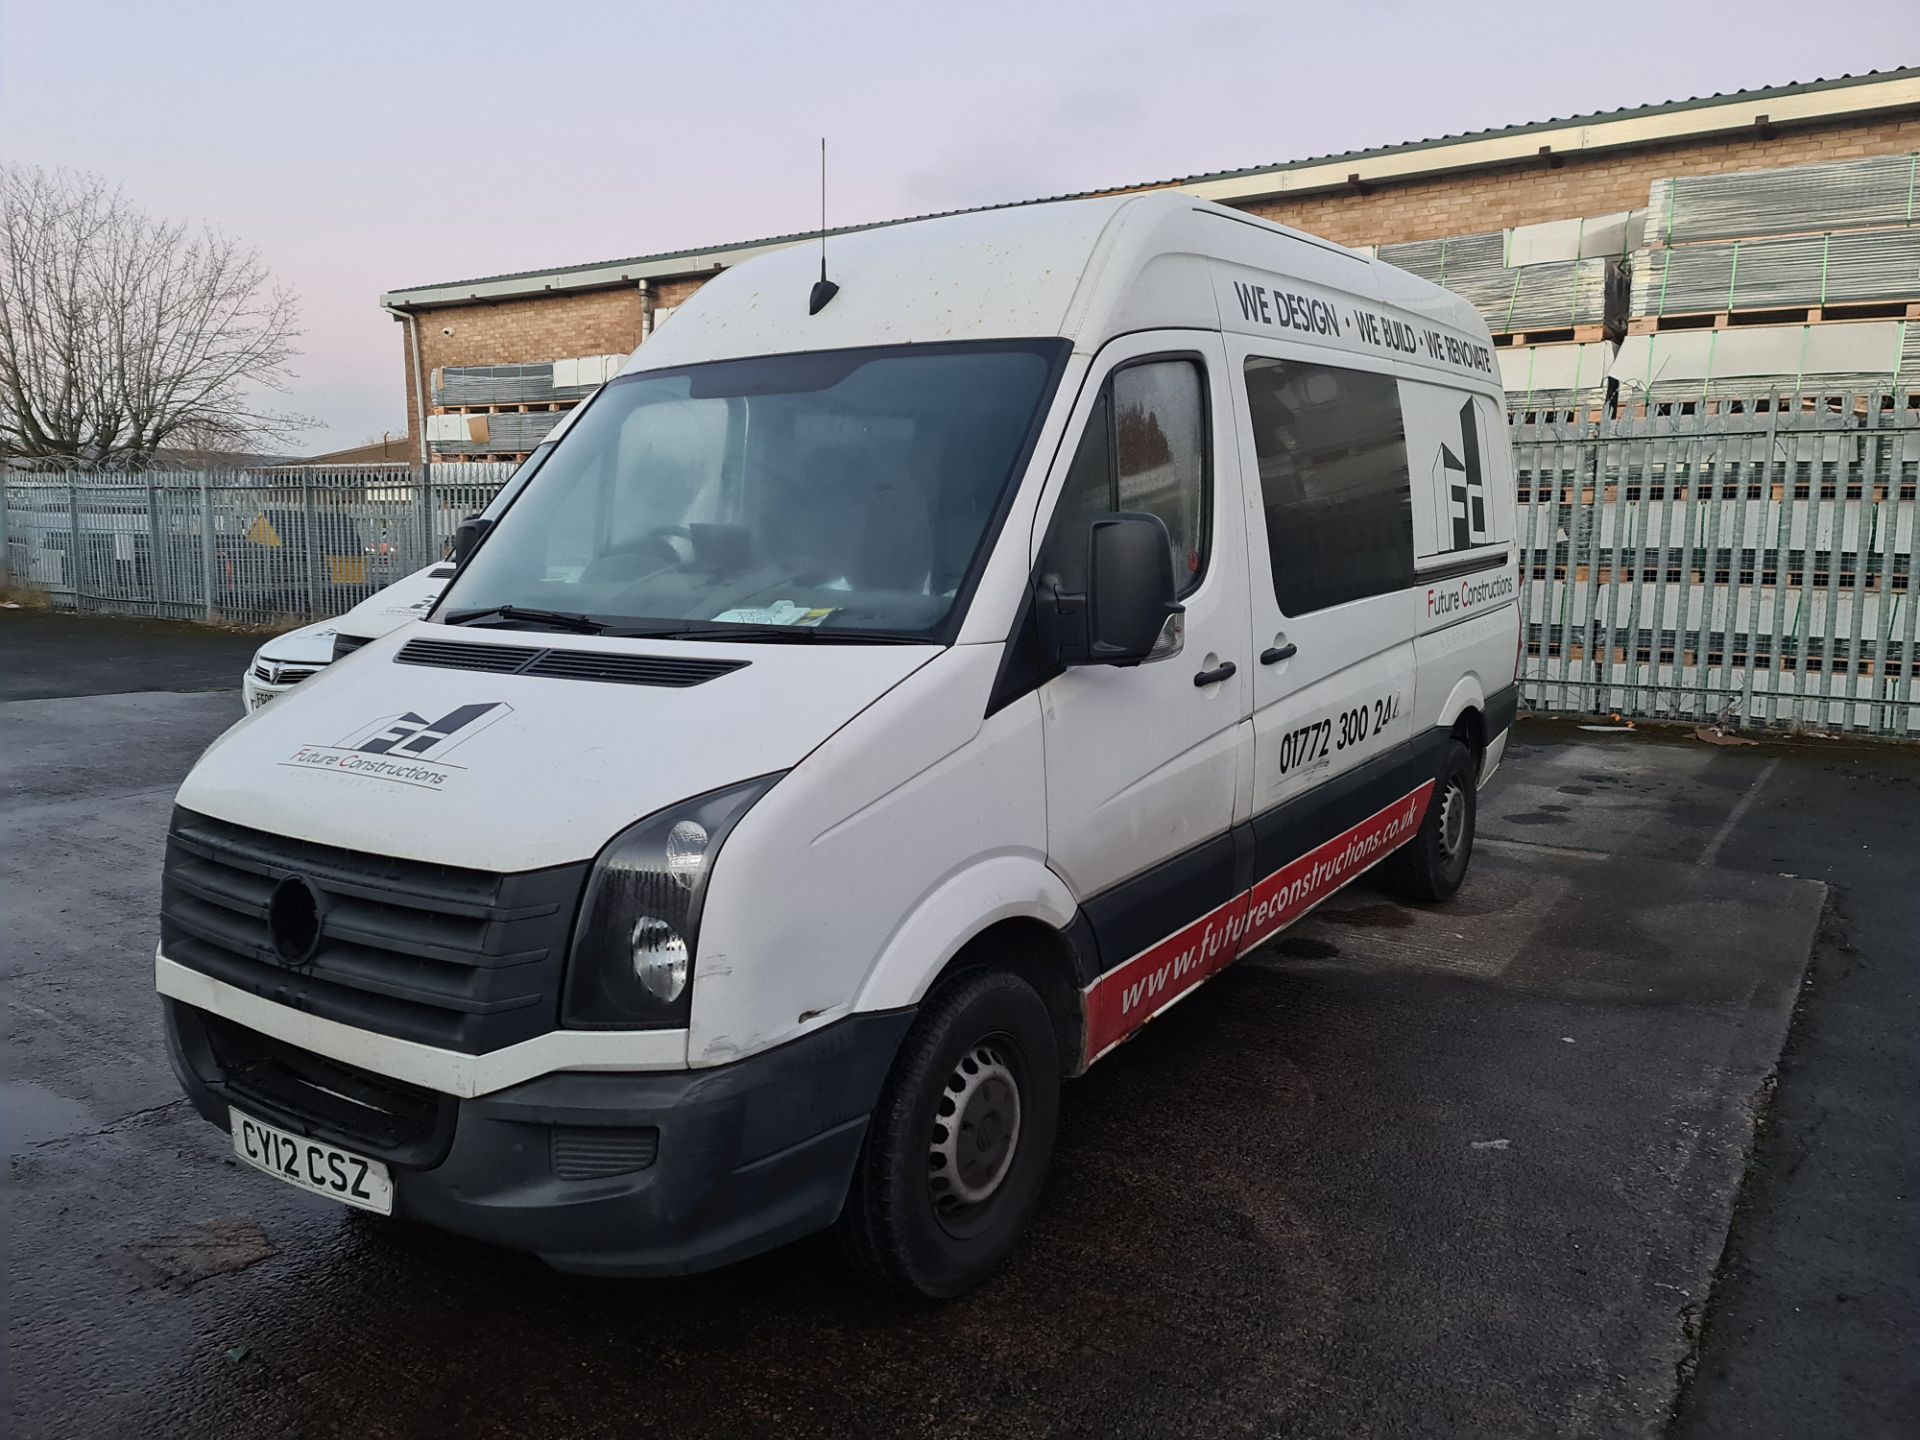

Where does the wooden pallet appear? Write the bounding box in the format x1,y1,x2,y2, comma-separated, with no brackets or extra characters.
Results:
1495,323,1614,347
1627,300,1920,335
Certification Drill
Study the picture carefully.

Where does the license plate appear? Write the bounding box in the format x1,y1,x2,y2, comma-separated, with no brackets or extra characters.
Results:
230,1108,393,1215
248,690,274,711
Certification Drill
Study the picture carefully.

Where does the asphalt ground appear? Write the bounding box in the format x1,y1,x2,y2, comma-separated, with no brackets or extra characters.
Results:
0,607,260,702
5,611,1912,1438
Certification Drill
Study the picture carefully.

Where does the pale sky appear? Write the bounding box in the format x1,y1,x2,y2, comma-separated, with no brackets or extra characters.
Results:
0,1,1907,450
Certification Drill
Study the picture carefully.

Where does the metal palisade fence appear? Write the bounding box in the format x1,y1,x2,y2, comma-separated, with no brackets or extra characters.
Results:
5,407,1920,738
0,465,515,628
1514,390,1920,737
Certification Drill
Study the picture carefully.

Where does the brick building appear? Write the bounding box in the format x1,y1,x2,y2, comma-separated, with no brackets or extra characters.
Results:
380,69,1920,461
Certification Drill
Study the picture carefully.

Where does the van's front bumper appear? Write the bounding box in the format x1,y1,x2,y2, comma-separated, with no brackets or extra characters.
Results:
163,999,913,1276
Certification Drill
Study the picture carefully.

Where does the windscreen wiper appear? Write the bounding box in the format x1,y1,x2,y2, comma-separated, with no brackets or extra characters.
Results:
442,604,607,634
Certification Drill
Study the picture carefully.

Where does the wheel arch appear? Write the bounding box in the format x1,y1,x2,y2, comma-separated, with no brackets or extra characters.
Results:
853,858,1090,1079
1432,674,1489,772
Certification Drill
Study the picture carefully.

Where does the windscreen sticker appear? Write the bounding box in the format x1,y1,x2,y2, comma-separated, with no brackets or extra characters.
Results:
709,602,837,626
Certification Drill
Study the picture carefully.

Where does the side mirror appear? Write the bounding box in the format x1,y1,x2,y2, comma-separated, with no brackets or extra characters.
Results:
1044,512,1184,668
450,514,492,565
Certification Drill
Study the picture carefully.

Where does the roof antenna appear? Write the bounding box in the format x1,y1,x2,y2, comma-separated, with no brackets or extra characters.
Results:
808,137,839,316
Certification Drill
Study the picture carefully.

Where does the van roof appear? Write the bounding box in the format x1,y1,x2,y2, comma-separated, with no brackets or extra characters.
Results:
626,192,1490,376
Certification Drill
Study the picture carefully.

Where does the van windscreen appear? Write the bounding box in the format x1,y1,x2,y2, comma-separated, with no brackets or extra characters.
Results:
439,340,1066,642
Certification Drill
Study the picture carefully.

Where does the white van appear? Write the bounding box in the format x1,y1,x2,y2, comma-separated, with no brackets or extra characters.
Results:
157,193,1518,1297
241,563,457,712
241,416,583,712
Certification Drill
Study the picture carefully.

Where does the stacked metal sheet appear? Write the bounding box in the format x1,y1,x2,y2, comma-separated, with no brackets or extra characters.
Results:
1498,340,1619,411
1612,319,1920,403
1376,223,1626,334
1645,153,1920,246
1630,226,1920,317
1631,153,1920,320
435,363,600,407
1460,257,1623,334
426,409,564,455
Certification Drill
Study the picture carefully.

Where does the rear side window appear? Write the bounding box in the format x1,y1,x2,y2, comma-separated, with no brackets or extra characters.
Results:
1042,358,1209,597
1243,357,1412,615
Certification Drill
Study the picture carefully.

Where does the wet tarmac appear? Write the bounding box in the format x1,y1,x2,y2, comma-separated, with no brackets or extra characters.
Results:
7,614,1905,1439
0,606,259,702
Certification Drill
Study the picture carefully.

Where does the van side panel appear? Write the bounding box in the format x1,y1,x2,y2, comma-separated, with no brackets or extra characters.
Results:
1405,385,1521,757
690,644,1050,1067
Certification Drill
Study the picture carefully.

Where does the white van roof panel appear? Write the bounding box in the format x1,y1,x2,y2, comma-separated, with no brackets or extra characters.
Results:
622,192,1496,389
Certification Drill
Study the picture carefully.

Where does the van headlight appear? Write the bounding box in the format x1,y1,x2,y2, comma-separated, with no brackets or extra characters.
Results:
562,774,782,1028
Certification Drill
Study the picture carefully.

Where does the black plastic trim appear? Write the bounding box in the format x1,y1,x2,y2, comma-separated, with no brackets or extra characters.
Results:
1075,726,1452,978
985,581,1049,718
1080,830,1241,977
165,1000,457,1168
165,1002,919,1277
1247,729,1449,883
1485,682,1519,740
331,632,376,662
395,637,747,688
160,808,590,1055
1414,549,1512,583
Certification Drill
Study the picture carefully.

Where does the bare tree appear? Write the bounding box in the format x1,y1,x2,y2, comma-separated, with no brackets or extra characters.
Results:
0,164,311,467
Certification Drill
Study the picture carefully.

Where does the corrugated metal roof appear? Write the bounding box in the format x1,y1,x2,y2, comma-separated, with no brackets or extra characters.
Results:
1161,68,1920,187
384,68,1920,303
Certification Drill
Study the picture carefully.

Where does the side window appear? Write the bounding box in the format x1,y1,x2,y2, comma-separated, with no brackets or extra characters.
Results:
1242,357,1412,615
1042,358,1208,597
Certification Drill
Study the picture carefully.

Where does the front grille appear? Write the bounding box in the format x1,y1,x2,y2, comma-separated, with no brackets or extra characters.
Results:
395,637,747,688
551,1127,660,1179
197,1009,454,1164
253,661,321,686
161,808,590,1054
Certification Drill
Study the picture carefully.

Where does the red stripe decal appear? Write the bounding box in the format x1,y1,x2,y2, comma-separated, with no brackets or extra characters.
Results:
1236,781,1432,956
1081,782,1434,1063
1083,892,1249,1065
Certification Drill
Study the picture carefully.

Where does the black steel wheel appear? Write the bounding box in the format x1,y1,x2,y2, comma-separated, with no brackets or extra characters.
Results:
1378,739,1478,903
837,967,1060,1298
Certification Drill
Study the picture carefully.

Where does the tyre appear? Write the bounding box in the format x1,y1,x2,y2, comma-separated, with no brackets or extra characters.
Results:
1378,739,1477,903
837,967,1061,1298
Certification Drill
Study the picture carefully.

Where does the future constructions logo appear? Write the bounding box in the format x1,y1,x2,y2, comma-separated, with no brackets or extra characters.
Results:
281,702,512,789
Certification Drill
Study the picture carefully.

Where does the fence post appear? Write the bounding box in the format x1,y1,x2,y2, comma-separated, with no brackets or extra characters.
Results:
145,480,162,607
0,471,11,590
419,463,434,568
199,475,216,621
67,479,82,609
302,475,317,619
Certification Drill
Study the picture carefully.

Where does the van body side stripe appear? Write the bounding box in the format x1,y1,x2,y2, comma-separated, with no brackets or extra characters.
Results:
1081,782,1433,1064
1236,782,1432,956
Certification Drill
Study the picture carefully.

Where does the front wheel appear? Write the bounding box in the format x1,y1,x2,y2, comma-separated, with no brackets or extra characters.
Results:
837,968,1060,1298
1378,739,1478,903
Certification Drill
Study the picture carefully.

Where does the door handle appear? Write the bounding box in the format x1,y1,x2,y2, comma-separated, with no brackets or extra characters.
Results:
1193,661,1237,687
1260,643,1298,665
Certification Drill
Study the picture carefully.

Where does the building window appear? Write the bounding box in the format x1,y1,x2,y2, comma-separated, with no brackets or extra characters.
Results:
1243,356,1412,615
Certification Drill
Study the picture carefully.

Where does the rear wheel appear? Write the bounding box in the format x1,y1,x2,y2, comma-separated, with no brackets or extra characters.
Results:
1378,739,1477,903
837,967,1060,1298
